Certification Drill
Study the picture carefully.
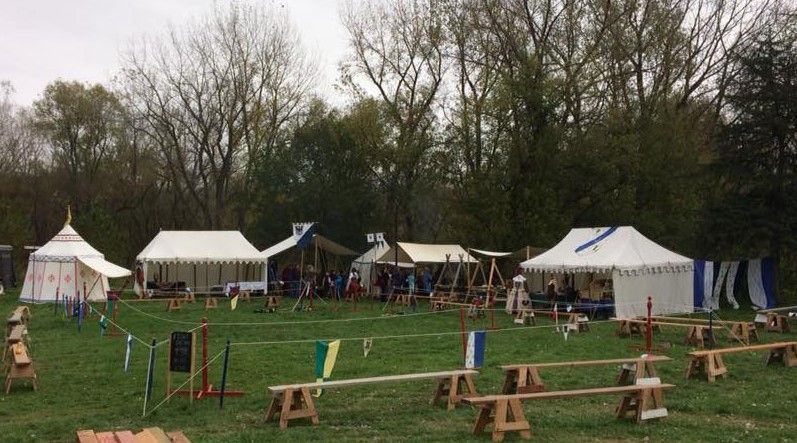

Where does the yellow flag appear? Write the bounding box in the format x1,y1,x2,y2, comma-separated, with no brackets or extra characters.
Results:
230,295,239,311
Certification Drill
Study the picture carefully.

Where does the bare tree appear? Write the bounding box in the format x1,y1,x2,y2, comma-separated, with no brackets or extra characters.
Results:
341,0,445,239
122,3,315,228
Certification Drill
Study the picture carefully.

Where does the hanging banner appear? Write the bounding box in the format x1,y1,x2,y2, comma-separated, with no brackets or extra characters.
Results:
314,340,341,397
230,295,239,311
124,334,133,372
363,338,372,357
465,331,485,369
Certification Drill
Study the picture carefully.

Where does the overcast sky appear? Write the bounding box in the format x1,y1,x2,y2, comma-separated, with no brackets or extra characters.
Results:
0,0,349,106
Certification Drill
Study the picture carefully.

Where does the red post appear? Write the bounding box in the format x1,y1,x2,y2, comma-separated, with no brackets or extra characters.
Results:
459,308,467,362
201,317,209,392
646,296,653,354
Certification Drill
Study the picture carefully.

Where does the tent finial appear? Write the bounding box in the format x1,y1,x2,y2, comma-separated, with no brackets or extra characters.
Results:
65,205,72,226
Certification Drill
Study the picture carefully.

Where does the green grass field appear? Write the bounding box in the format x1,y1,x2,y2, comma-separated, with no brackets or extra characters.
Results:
2,291,796,442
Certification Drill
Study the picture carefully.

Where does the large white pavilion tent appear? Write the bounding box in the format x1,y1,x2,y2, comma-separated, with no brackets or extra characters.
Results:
20,223,131,303
134,231,266,296
520,226,694,318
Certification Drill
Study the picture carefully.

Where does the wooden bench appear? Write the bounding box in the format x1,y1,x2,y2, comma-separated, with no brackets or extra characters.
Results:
500,355,672,394
685,341,797,382
650,316,759,343
464,380,675,441
3,324,28,362
266,369,479,429
765,312,792,333
5,342,37,393
617,318,726,347
6,306,30,335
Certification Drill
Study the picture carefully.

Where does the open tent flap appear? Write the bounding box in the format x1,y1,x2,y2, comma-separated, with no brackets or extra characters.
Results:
78,256,132,279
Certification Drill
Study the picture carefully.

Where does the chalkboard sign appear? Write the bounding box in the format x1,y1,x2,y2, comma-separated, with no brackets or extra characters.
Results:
169,331,193,373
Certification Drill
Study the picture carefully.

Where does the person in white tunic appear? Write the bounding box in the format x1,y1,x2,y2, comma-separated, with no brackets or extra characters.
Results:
506,274,530,314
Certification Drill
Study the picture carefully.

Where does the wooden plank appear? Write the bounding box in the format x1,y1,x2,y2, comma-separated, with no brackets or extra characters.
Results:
114,431,137,443
463,383,676,404
623,319,723,329
501,355,671,370
269,369,479,392
95,432,118,443
76,430,100,443
760,305,797,313
649,315,744,326
690,342,797,357
144,427,172,443
166,431,191,443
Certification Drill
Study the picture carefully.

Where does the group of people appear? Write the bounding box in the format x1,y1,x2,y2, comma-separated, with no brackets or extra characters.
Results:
270,262,439,303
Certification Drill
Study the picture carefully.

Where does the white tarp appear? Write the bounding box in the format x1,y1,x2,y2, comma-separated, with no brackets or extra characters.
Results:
376,242,478,264
469,248,513,258
135,231,266,295
20,224,129,303
521,226,694,318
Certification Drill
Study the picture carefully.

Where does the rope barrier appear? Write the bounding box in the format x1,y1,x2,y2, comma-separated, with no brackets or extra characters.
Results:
227,319,619,347
143,349,226,417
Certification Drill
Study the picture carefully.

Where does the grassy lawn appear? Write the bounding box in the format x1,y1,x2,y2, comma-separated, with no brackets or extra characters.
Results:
1,291,796,442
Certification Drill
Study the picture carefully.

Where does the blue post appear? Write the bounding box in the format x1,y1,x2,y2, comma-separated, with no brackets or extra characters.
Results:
77,297,83,332
219,340,231,409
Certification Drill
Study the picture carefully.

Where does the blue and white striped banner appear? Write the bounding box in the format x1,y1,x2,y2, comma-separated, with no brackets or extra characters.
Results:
465,331,485,369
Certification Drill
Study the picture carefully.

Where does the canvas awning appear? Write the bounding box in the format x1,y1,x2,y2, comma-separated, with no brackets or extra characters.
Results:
78,256,132,278
376,242,478,264
263,234,357,258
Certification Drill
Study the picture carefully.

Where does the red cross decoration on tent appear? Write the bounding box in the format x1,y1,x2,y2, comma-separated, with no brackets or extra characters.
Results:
48,274,56,283
80,269,86,277
36,273,43,281
64,274,72,283
26,273,32,282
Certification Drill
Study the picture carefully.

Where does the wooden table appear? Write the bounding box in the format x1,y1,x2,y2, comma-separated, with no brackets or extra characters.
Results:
500,355,672,394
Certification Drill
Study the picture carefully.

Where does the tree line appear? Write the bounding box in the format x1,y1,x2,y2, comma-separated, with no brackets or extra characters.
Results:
0,1,795,299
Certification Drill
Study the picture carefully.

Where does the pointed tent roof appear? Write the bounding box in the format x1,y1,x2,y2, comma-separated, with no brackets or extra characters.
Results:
520,226,692,273
30,224,131,278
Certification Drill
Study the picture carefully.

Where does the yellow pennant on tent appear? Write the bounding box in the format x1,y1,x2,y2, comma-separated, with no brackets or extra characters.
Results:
230,295,239,311
314,339,341,397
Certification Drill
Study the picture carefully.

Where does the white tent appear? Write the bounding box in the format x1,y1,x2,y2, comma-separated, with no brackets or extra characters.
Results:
20,224,131,303
134,231,266,295
351,244,414,290
520,226,694,318
375,242,478,264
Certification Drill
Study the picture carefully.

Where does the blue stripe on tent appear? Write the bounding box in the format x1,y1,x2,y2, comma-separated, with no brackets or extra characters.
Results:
575,227,618,253
761,257,776,308
693,260,705,308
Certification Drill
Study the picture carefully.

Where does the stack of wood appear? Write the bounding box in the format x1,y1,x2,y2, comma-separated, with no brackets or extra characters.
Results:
76,427,191,443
